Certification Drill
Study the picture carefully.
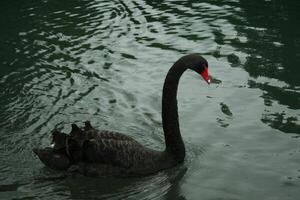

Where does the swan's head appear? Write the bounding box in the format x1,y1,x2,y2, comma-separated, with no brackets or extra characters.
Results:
189,55,210,84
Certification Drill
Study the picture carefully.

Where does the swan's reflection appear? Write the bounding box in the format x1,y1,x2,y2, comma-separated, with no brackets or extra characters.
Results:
64,165,187,200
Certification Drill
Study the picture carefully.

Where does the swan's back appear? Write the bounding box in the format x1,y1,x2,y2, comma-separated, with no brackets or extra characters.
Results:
34,122,170,176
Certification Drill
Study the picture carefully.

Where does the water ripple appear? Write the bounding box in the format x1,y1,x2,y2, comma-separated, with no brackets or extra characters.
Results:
1,0,300,199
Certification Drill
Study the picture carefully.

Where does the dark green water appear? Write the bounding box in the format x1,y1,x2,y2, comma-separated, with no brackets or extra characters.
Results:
0,0,300,199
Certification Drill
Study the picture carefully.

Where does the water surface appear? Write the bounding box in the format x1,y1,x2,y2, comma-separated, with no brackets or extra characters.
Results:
0,0,300,199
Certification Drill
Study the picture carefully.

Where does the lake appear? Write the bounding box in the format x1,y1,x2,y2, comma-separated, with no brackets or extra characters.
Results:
0,0,299,199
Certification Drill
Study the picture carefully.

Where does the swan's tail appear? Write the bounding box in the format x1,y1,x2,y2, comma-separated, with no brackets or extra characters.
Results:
33,121,96,170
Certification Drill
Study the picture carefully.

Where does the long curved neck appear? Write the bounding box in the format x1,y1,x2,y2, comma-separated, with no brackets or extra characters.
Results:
162,60,187,162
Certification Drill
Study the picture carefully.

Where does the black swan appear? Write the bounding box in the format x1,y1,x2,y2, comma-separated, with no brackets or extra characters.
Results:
33,54,210,177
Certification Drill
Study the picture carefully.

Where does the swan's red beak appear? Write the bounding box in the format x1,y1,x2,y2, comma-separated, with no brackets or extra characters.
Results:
200,67,210,84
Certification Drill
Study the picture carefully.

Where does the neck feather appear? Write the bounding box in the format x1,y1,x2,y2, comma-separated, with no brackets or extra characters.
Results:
162,61,187,162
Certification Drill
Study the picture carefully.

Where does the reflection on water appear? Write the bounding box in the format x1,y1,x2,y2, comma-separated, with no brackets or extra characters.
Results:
236,0,300,136
0,0,300,199
65,166,187,200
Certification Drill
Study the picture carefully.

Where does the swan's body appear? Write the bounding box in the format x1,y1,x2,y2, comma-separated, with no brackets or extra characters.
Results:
33,54,210,177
